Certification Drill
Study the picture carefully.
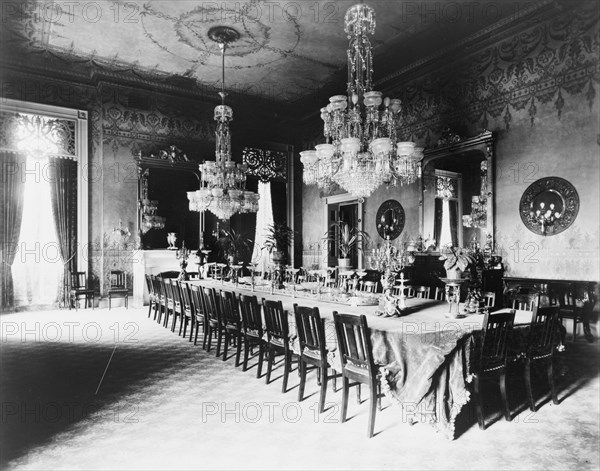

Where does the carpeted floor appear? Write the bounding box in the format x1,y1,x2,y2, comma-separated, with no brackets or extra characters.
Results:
1,306,598,470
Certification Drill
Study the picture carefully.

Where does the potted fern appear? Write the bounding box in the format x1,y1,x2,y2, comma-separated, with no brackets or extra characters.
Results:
439,245,474,279
323,221,371,268
263,223,295,264
216,228,252,265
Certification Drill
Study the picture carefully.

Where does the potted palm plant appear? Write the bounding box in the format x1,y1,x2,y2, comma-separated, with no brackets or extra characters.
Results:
323,221,371,268
439,245,475,279
263,223,295,264
216,228,252,265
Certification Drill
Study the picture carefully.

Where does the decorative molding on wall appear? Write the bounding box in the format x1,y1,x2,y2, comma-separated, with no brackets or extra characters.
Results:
395,1,599,143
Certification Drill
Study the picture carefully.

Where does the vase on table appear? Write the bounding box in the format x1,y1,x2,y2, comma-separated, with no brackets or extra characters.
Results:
167,232,177,250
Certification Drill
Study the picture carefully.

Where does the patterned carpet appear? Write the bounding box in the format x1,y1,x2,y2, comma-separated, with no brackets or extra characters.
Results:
1,306,598,470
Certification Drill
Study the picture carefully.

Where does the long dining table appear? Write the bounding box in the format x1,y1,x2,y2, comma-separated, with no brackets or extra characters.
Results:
190,278,532,439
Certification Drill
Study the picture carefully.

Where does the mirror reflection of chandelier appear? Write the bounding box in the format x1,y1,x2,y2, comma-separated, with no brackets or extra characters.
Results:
300,3,422,198
463,161,488,228
140,170,166,234
187,26,259,220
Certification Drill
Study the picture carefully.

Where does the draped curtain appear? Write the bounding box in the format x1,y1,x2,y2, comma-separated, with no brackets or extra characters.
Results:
251,182,274,273
449,200,459,247
0,151,27,310
48,157,78,307
434,198,443,249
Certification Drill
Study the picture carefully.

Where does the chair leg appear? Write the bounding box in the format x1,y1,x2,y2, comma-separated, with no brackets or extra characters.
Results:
525,359,536,412
242,340,250,371
282,352,291,393
319,366,328,414
222,332,229,361
548,360,559,405
356,383,362,404
367,381,378,438
216,328,223,357
194,321,200,345
341,377,350,423
266,349,274,384
298,360,306,402
257,344,264,378
235,336,242,367
205,325,212,352
332,370,337,393
474,375,485,430
499,371,511,421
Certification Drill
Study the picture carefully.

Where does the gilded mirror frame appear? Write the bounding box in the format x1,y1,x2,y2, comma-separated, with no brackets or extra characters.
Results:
420,130,495,250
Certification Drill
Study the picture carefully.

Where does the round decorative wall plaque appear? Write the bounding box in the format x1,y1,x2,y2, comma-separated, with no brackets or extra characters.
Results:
376,200,405,240
519,176,579,236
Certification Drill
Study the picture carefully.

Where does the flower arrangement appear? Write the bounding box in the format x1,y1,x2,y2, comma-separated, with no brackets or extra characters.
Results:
322,220,371,260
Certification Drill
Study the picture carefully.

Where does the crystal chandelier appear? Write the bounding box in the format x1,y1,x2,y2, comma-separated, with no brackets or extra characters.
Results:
300,3,422,198
187,26,259,220
462,160,488,229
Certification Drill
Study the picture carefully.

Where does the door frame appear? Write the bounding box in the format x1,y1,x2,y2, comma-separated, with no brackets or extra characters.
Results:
322,193,364,270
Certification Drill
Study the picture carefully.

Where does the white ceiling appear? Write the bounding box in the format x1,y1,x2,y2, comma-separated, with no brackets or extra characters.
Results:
7,0,546,102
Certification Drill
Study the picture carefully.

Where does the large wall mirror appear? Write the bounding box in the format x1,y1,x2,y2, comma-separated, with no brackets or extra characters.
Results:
420,130,495,250
136,152,201,250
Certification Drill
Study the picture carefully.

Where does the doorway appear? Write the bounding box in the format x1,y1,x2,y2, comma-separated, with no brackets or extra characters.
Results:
323,194,364,269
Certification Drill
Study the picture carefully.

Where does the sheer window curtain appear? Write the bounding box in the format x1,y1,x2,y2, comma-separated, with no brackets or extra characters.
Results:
251,182,274,273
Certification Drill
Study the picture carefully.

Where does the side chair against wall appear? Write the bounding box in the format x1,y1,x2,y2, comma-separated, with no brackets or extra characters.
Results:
523,306,561,412
359,280,378,293
333,312,383,438
189,284,206,345
472,309,516,430
262,299,299,393
238,294,266,377
69,271,95,310
293,304,338,414
507,288,540,315
219,290,244,366
108,270,128,309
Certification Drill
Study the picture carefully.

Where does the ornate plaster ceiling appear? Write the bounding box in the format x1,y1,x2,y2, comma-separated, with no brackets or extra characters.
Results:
4,0,548,104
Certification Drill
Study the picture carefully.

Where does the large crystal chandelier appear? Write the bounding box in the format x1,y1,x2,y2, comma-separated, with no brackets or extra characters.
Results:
188,27,259,220
300,4,422,198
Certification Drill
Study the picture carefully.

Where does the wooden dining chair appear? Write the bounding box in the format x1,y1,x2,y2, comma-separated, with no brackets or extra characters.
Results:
337,271,354,290
145,274,156,318
549,283,582,342
359,280,378,293
293,304,337,413
262,298,298,393
523,306,561,412
413,285,431,299
219,290,244,366
482,291,496,308
178,281,194,340
169,279,184,334
161,277,174,328
153,276,167,324
189,284,205,345
69,271,95,310
507,289,540,314
472,309,516,430
202,286,224,355
238,294,266,377
108,270,128,309
434,286,445,301
333,312,383,438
